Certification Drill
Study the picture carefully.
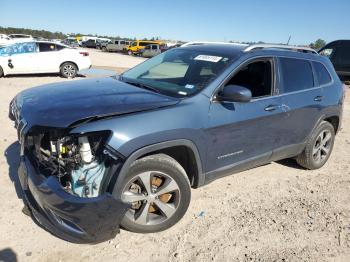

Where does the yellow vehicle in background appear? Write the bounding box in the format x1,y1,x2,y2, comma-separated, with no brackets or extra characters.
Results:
126,40,163,55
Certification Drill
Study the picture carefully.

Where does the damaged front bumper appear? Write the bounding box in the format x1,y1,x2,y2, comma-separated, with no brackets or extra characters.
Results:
18,155,128,244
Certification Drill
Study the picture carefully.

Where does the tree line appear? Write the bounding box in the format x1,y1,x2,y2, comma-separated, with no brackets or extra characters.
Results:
0,27,327,49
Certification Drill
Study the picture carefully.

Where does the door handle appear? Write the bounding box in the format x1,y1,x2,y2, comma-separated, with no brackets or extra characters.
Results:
314,96,323,102
264,105,279,112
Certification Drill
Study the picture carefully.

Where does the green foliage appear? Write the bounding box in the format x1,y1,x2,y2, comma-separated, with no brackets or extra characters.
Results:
0,27,138,41
0,26,66,39
309,39,326,50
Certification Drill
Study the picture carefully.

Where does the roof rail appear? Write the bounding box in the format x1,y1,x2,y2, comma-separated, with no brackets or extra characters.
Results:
181,41,248,47
244,44,318,54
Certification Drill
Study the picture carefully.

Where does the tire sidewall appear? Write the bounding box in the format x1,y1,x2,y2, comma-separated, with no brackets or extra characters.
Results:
60,62,77,78
307,121,335,169
117,155,191,233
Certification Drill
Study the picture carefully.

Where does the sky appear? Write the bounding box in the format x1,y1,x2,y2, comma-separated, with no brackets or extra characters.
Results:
1,0,349,45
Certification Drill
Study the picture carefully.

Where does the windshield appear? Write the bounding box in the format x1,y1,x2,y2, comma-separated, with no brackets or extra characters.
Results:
121,48,233,97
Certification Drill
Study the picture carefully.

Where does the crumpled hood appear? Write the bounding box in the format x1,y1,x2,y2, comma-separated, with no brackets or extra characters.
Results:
14,77,179,128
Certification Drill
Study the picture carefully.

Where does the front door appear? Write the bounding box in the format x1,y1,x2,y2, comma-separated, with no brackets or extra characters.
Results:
7,42,37,74
205,58,286,176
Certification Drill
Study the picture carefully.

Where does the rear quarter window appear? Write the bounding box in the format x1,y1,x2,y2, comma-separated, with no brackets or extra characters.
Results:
279,57,314,93
312,62,332,86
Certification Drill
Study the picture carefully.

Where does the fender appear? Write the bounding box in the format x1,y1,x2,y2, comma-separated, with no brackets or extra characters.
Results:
306,112,340,142
111,139,204,197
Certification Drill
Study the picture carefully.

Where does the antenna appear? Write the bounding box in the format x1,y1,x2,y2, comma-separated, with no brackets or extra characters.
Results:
287,35,291,45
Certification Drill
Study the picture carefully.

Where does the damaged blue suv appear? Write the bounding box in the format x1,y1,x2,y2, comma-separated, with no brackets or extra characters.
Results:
9,43,344,243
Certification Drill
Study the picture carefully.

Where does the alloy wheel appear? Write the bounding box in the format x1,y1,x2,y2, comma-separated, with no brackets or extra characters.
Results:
312,130,332,164
121,171,180,226
63,64,76,78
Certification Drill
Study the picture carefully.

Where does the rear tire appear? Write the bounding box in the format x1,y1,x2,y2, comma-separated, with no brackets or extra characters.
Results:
117,154,191,233
60,62,78,78
0,66,3,77
296,121,335,169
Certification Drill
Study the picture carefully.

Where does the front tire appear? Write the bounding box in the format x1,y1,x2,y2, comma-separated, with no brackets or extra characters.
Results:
0,66,3,77
127,50,133,56
117,154,191,233
296,121,335,169
60,62,78,78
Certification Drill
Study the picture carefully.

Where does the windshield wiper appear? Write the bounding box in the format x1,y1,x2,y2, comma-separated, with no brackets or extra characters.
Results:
123,79,161,94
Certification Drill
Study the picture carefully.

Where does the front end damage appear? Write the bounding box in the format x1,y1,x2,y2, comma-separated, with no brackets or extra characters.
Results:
17,126,129,243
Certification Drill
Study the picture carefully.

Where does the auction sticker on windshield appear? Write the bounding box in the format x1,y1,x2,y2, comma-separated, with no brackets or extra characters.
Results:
194,55,222,63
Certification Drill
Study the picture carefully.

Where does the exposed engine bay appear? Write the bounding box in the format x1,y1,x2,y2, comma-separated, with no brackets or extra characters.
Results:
26,131,116,198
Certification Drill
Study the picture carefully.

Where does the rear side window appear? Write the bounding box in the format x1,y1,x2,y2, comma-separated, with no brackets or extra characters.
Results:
280,58,314,93
312,62,332,86
39,43,56,52
56,45,65,51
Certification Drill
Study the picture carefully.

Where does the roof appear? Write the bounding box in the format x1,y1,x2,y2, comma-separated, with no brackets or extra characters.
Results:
179,42,319,60
180,43,247,57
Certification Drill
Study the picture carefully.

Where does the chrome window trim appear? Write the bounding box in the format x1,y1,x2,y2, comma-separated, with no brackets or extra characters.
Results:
211,55,335,103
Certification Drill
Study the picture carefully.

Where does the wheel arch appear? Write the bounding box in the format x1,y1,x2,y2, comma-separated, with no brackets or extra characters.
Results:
308,114,341,141
112,139,204,196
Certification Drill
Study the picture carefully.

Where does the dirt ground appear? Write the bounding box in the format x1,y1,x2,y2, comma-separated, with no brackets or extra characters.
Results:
0,49,350,262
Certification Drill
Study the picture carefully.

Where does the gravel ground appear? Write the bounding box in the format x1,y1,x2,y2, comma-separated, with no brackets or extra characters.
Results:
0,50,349,262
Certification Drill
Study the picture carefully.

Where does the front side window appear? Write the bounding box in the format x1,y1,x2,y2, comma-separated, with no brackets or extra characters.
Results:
39,43,56,52
313,62,332,86
121,48,234,97
225,59,273,98
280,58,314,93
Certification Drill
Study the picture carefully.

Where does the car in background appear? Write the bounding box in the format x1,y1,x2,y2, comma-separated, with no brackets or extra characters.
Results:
141,44,167,57
0,41,91,78
319,40,350,80
62,38,79,47
82,39,97,48
96,39,111,50
126,40,163,55
0,34,11,47
8,34,34,42
105,40,132,52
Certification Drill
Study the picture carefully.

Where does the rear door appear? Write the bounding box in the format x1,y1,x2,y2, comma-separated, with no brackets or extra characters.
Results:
273,57,323,158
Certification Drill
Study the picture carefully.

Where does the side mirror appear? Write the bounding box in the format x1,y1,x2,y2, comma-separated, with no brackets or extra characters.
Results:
217,85,252,103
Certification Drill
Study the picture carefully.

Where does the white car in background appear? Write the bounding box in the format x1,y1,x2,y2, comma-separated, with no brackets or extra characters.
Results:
0,41,91,78
8,34,34,42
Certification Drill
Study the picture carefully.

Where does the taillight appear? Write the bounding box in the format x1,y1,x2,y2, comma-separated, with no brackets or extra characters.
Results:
79,52,89,56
